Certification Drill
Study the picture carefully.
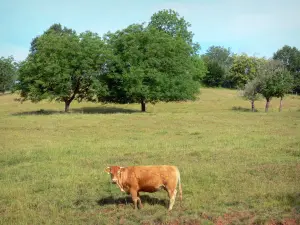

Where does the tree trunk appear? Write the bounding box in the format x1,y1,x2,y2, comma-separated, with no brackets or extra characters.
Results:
251,100,255,112
65,101,71,113
279,96,283,112
265,98,270,112
63,78,80,113
141,98,146,112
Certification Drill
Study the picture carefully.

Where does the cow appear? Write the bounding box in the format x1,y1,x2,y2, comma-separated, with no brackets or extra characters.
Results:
105,165,182,211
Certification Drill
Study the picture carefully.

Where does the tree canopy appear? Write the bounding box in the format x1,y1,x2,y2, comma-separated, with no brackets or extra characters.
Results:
273,45,300,93
16,24,108,112
242,78,262,112
149,9,199,54
202,46,233,88
202,61,225,87
203,46,232,67
254,60,292,112
13,10,206,112
100,24,204,111
229,54,260,89
9,9,299,114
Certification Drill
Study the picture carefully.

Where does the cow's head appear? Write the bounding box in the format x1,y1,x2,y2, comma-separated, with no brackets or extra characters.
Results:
105,166,124,184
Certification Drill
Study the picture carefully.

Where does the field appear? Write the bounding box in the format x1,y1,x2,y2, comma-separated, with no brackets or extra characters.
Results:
1,88,299,225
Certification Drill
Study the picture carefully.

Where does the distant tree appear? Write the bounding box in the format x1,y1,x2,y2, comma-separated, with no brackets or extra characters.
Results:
273,45,300,93
273,45,300,72
271,66,293,112
15,24,108,112
229,54,260,89
202,61,225,87
202,46,233,88
257,60,293,112
0,56,17,93
203,46,233,67
101,24,204,112
148,9,199,54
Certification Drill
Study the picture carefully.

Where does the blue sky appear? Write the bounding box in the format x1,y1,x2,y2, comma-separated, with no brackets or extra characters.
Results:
1,0,299,62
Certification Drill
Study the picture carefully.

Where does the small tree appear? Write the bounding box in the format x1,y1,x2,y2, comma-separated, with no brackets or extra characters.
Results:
272,68,293,112
242,78,262,112
0,56,17,93
258,60,292,112
16,24,108,112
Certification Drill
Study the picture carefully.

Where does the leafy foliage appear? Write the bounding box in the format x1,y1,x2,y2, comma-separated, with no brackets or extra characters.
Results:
202,46,233,88
0,56,17,93
202,61,225,87
273,45,300,93
101,24,204,111
16,24,108,112
242,78,262,111
256,60,293,112
12,9,298,115
203,46,233,67
149,9,199,54
229,54,260,89
14,10,206,112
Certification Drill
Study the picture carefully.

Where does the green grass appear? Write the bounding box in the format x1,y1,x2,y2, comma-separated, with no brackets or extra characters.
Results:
0,88,299,225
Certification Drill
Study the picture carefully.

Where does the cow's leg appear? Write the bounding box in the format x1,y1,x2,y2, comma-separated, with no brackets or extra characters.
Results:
167,188,177,211
137,192,143,209
130,189,138,210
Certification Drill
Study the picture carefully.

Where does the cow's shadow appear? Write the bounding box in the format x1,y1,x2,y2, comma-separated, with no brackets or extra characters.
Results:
97,195,168,208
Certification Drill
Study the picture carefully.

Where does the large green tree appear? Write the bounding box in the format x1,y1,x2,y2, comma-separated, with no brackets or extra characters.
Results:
101,24,204,112
16,24,108,112
273,45,300,93
0,56,17,93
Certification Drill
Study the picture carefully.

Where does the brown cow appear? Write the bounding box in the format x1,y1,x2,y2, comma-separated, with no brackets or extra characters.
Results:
105,165,182,211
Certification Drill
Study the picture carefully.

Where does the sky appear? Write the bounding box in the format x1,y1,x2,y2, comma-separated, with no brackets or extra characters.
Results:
1,0,299,62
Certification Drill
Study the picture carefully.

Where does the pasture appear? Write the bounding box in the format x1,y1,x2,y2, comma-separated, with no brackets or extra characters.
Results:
0,88,299,224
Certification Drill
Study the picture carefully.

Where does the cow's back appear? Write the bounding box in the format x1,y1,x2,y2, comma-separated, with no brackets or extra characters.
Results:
123,165,178,192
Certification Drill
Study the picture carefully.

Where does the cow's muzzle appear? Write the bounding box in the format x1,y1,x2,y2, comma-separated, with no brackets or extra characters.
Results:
111,179,118,184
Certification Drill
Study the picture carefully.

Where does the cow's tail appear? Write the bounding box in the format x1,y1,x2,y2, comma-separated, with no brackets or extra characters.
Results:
176,167,182,204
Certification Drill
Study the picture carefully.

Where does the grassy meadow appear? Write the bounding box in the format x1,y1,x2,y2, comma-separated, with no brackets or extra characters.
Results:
0,88,299,224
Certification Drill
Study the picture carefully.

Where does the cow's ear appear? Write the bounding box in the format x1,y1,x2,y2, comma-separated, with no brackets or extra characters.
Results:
105,167,110,174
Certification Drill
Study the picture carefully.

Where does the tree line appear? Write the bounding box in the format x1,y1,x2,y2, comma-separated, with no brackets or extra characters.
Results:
1,9,299,112
202,45,299,112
